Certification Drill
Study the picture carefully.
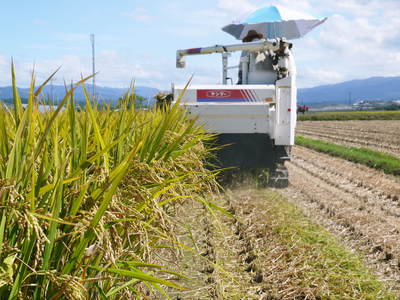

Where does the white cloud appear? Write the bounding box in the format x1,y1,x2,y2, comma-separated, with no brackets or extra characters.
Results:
217,0,258,18
214,0,400,87
0,56,9,84
2,0,400,90
0,55,90,88
0,50,167,89
298,67,346,87
182,9,229,26
57,33,89,43
33,18,47,26
122,8,153,23
282,0,400,86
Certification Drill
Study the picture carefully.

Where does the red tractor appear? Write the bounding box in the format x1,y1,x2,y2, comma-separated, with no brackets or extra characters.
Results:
297,105,309,114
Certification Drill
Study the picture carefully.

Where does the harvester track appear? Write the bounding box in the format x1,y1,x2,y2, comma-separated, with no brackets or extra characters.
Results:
282,146,400,291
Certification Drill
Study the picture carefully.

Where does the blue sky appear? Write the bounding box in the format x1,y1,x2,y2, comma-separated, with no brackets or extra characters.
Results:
1,0,399,90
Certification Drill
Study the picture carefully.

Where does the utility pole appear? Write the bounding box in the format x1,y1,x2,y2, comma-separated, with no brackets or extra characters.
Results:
50,77,54,101
90,33,96,100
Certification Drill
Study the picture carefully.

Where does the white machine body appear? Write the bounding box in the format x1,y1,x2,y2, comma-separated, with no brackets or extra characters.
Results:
173,78,296,145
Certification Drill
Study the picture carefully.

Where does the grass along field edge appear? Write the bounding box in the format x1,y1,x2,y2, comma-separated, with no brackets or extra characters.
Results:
298,110,400,121
296,136,400,175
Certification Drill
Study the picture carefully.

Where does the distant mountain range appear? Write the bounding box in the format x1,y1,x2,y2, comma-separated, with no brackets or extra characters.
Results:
1,76,399,106
0,84,159,104
298,76,400,105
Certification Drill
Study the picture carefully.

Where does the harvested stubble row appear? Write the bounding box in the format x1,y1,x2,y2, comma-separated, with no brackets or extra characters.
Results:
297,120,400,158
297,110,400,121
0,67,220,299
283,146,400,295
296,136,400,176
165,188,395,299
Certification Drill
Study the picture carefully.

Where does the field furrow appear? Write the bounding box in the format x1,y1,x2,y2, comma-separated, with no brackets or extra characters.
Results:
297,120,400,158
167,185,395,299
282,146,400,292
296,130,400,157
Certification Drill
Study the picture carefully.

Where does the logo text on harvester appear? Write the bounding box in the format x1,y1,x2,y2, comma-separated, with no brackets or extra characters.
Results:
206,91,232,98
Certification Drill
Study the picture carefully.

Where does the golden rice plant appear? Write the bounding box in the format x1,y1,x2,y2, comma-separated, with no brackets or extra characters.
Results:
0,64,219,299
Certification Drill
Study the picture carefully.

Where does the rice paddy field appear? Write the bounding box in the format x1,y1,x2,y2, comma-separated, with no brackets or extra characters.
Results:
297,110,400,121
1,68,398,299
297,120,400,158
287,115,400,296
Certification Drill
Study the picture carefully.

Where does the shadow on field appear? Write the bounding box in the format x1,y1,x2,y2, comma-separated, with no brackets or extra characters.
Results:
216,168,273,189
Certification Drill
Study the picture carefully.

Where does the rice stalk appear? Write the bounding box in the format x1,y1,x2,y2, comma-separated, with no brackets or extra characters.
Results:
0,65,219,299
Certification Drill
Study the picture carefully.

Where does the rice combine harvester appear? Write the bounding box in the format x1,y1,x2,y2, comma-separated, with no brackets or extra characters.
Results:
171,6,326,187
172,39,294,186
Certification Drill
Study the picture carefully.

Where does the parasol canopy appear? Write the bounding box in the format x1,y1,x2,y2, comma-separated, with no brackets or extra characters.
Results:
222,5,327,40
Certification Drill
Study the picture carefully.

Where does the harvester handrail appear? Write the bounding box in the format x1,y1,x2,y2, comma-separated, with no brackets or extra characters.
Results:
176,38,288,68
